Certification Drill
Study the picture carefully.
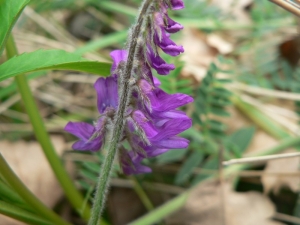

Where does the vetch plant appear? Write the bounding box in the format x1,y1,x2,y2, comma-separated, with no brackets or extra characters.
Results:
64,0,193,224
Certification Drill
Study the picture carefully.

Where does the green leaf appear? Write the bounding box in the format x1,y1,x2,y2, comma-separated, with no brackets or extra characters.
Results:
0,200,52,225
156,149,187,165
0,0,30,56
227,127,256,154
175,151,203,185
0,49,112,82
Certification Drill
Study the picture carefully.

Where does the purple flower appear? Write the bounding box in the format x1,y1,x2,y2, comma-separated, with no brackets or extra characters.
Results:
147,45,175,75
154,28,184,56
170,0,184,10
138,79,193,112
165,14,184,33
94,76,118,114
64,120,105,151
121,151,152,175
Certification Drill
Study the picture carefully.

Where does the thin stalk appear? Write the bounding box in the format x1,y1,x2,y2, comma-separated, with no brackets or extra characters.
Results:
0,200,52,225
0,154,70,225
5,35,90,220
88,0,154,224
131,177,154,211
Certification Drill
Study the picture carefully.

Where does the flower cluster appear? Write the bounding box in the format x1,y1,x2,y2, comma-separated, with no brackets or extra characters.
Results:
65,0,193,174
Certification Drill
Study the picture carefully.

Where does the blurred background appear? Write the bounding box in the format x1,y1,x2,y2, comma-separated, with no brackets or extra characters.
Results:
1,0,300,224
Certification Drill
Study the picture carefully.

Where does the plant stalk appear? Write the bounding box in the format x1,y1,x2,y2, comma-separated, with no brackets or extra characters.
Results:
0,154,70,225
88,0,154,224
5,34,90,220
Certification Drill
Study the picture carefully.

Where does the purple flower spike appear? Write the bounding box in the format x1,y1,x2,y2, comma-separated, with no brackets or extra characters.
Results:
94,76,118,114
64,122,103,151
65,0,192,175
170,0,185,10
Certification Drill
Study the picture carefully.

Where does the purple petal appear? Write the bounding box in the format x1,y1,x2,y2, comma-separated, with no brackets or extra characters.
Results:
170,0,184,10
165,15,184,33
122,152,152,175
143,145,169,157
132,110,158,138
150,89,193,112
153,76,161,87
64,122,103,151
147,46,175,75
94,77,118,114
72,139,102,152
64,122,94,140
155,29,184,56
151,118,192,141
110,50,128,73
153,136,190,149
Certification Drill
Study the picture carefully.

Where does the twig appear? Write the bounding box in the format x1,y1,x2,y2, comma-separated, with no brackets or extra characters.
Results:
269,0,300,17
274,212,300,224
229,82,300,101
223,152,300,166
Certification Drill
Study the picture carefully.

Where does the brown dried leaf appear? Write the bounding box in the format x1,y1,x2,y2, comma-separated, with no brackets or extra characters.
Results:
181,28,218,81
0,136,72,224
167,182,283,225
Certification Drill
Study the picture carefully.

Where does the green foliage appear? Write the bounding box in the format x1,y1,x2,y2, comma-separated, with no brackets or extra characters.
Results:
0,49,112,82
175,150,203,185
193,62,232,140
226,127,256,158
0,201,52,225
0,0,30,56
77,153,120,192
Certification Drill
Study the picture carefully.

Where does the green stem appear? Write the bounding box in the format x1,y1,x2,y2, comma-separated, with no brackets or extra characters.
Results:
88,0,154,224
0,154,70,225
131,177,154,211
129,136,300,225
0,200,52,225
5,35,90,220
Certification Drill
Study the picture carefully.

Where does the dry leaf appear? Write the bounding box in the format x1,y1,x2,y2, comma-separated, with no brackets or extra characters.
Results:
167,182,284,225
262,150,300,194
245,130,278,155
181,28,218,81
207,34,233,55
0,136,72,225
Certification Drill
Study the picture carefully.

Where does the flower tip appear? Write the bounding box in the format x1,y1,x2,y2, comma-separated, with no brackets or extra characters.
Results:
170,0,185,10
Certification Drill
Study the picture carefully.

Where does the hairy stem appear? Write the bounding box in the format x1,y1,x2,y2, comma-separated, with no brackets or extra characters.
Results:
88,0,154,224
